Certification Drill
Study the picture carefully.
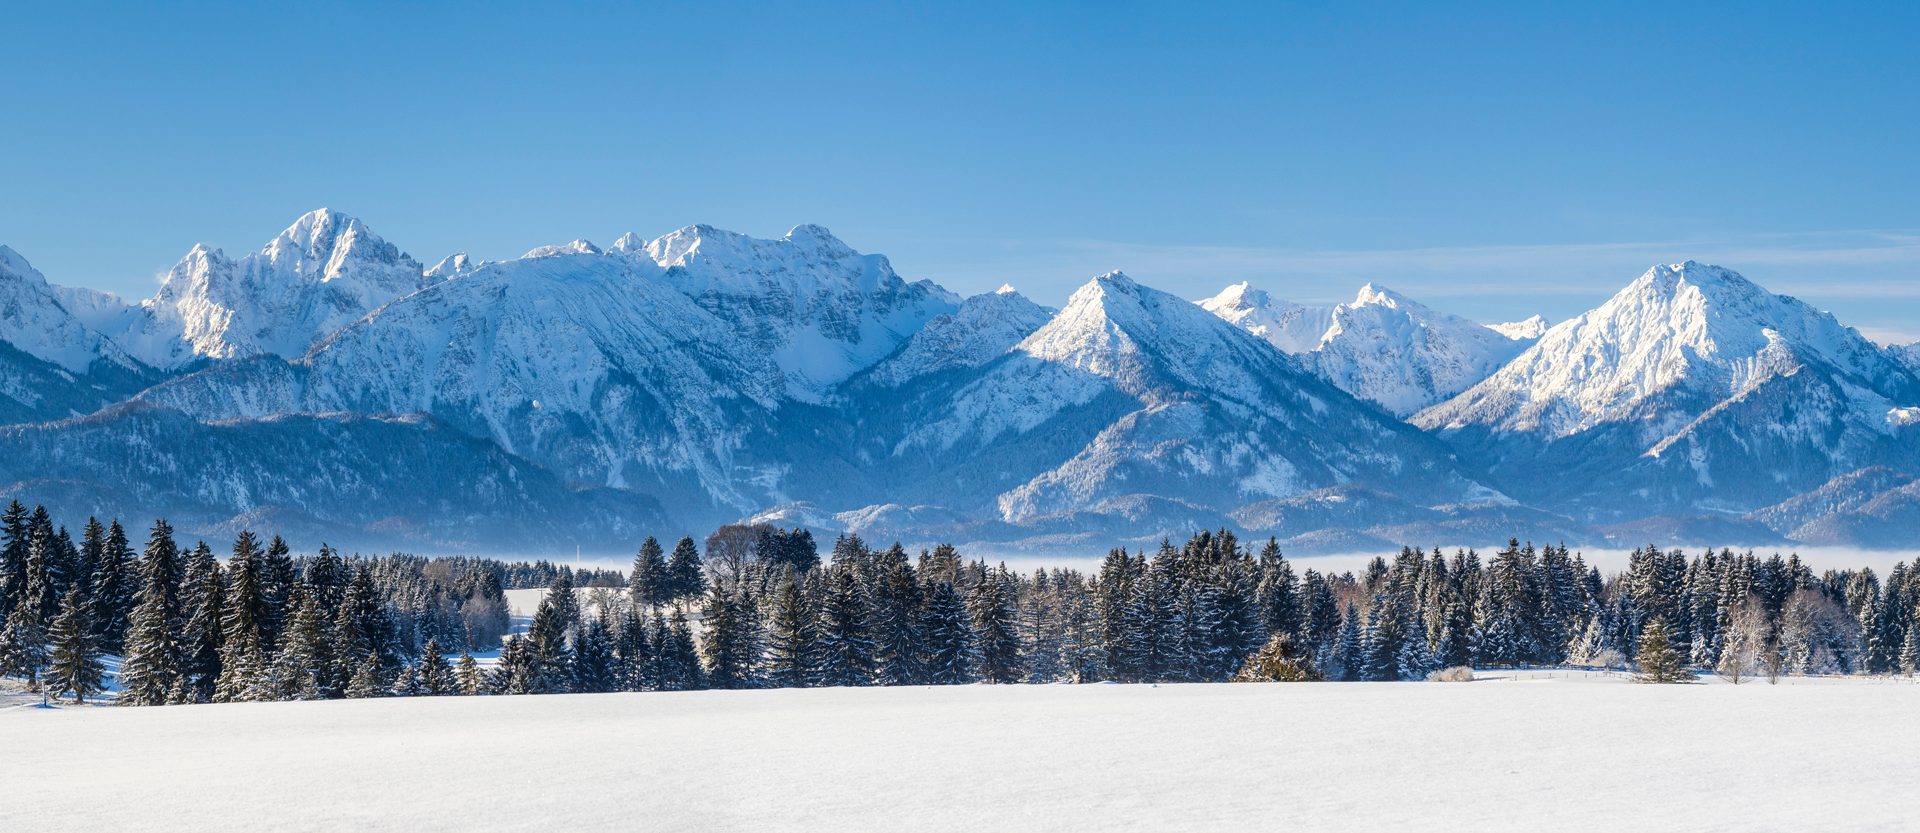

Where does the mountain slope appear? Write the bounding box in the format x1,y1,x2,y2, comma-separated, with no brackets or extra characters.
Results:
626,223,958,398
0,245,158,421
855,285,1053,388
1415,261,1920,518
1197,282,1333,354
0,403,669,554
1310,284,1539,417
891,272,1488,526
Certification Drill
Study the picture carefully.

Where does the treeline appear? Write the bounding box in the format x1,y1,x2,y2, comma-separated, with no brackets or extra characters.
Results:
0,503,519,703
494,527,1920,695
6,503,1920,705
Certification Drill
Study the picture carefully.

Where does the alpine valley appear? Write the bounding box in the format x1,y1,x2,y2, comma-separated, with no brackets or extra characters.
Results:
4,210,1919,555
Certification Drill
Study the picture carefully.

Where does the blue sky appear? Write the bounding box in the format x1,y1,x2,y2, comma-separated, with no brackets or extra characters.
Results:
3,2,1917,341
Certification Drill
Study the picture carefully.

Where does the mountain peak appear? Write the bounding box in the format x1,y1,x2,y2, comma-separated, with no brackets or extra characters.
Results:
1487,314,1550,341
1352,282,1413,308
994,283,1019,295
0,244,43,282
521,239,602,259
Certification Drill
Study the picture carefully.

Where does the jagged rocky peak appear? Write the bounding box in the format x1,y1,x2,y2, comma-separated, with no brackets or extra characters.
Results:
263,207,421,278
520,239,602,259
0,244,138,373
860,283,1053,388
425,253,479,279
1197,280,1335,354
1312,281,1537,417
1488,314,1550,341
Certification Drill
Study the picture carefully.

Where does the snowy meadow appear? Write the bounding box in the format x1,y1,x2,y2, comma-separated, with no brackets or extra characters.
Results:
6,674,1916,833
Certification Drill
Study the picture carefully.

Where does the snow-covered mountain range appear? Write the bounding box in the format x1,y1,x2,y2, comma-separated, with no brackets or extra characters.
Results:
3,210,1917,554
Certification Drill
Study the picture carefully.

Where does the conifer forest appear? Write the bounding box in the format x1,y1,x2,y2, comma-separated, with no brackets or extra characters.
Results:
5,499,1915,706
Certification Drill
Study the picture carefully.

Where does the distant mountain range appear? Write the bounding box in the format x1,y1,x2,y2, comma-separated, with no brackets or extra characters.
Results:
3,210,1918,555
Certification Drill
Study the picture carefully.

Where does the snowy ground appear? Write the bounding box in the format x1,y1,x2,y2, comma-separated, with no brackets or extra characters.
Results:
4,672,1916,832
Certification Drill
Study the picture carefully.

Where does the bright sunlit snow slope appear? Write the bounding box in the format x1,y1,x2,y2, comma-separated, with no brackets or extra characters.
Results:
4,677,1916,833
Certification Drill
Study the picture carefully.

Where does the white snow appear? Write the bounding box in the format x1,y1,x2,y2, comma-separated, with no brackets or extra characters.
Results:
4,676,1916,832
0,244,139,372
1197,280,1334,354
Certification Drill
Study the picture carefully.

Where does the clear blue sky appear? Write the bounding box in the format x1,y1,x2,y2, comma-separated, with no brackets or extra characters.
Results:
3,2,1917,341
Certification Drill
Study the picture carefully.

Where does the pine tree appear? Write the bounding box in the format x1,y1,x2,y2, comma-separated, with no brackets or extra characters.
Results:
655,610,703,691
494,636,535,695
699,582,762,689
176,542,224,704
214,532,268,702
629,537,670,610
0,501,28,624
572,620,618,693
869,553,923,686
117,520,183,706
271,584,335,701
418,637,455,695
0,529,51,687
46,583,103,703
1336,604,1363,681
666,536,707,607
1635,617,1692,684
814,567,875,686
1231,631,1321,682
764,578,818,687
346,651,385,698
613,606,653,691
968,566,1023,684
390,663,422,697
88,520,135,653
455,651,483,695
525,590,575,694
919,582,977,685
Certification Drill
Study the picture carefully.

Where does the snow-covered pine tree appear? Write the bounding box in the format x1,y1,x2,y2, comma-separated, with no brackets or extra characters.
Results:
346,651,385,698
1634,617,1692,683
87,519,135,653
455,650,483,695
259,535,296,651
918,581,976,685
814,567,876,687
968,565,1023,684
666,536,707,608
1254,538,1300,644
176,542,225,704
0,501,28,624
699,582,763,689
494,635,534,695
214,532,268,703
117,520,183,706
1336,603,1363,681
1231,631,1321,682
764,577,818,688
869,548,923,686
629,537,670,611
390,663,422,697
525,590,575,694
0,521,52,687
271,584,335,700
656,610,703,691
418,636,455,695
46,583,104,703
571,620,617,693
613,604,652,691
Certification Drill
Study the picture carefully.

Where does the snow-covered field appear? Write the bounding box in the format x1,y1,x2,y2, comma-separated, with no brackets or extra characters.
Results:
5,673,1916,832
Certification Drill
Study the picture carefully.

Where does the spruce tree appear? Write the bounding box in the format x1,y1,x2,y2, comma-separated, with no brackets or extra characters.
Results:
814,567,875,686
418,637,455,695
214,532,268,702
0,528,51,687
666,536,707,607
699,583,761,689
764,577,819,687
968,566,1022,684
346,651,385,698
919,582,977,685
1231,631,1321,682
572,620,618,693
176,542,224,704
271,584,335,700
1635,617,1692,684
88,520,135,653
656,610,703,690
629,537,669,611
494,636,535,695
869,553,923,686
613,605,653,691
46,583,104,703
117,520,183,706
0,500,28,623
455,651,483,695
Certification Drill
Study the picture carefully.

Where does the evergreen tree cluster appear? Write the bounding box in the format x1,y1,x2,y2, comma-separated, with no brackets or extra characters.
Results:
0,503,517,703
9,505,1920,704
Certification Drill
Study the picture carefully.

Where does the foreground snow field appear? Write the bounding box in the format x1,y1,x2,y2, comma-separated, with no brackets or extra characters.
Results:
5,675,1916,832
